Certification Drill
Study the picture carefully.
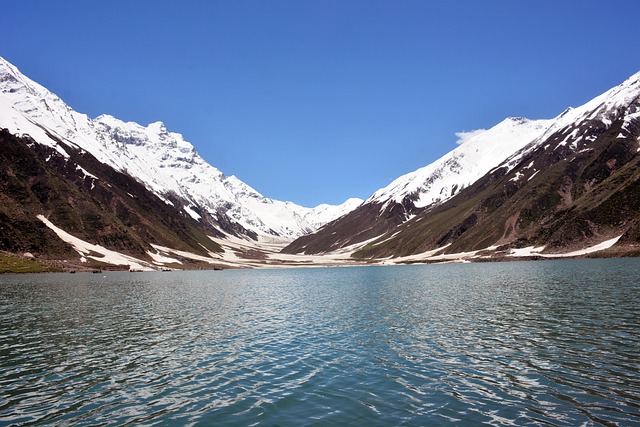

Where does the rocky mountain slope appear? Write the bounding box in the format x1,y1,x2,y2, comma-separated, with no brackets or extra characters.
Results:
0,56,361,242
284,71,640,259
0,127,224,270
283,116,555,254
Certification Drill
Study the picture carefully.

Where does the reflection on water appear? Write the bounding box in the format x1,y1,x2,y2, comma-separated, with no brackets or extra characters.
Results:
1,259,639,425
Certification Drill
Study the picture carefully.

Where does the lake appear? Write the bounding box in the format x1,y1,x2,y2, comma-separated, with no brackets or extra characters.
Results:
1,259,639,426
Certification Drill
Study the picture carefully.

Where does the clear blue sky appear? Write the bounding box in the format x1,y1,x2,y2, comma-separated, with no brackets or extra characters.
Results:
3,0,640,207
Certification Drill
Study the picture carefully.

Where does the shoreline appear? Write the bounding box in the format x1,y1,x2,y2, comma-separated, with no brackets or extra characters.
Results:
2,246,639,275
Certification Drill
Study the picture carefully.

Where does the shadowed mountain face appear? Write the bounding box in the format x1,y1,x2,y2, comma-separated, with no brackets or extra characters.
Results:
284,73,640,259
0,129,222,264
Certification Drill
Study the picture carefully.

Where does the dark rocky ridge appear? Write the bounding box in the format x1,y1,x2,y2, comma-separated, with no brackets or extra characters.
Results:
0,128,223,267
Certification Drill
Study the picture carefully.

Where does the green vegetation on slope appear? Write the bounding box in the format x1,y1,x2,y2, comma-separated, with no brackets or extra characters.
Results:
0,252,62,274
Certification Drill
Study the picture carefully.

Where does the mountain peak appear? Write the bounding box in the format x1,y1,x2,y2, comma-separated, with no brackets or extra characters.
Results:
147,120,168,133
284,69,640,257
366,115,552,209
505,117,531,124
0,55,361,241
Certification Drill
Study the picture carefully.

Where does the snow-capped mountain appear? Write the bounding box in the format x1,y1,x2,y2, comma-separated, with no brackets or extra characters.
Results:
367,116,553,209
283,116,557,254
0,56,361,240
284,70,640,256
363,66,640,213
495,70,640,174
2,54,638,265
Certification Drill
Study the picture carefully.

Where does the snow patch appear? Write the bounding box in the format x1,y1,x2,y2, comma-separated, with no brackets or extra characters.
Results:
149,243,220,264
37,214,152,270
508,246,546,257
508,235,622,258
183,205,201,221
147,249,183,265
368,117,553,209
75,165,98,180
510,172,524,182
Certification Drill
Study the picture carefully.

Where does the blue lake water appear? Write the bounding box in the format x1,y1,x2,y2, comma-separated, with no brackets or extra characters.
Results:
1,259,639,426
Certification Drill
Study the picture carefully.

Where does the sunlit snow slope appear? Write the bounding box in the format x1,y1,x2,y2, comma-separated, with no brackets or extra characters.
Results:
367,117,553,209
366,70,640,211
0,56,361,240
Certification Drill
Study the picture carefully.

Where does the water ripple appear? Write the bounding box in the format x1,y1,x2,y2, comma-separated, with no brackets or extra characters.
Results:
0,259,639,425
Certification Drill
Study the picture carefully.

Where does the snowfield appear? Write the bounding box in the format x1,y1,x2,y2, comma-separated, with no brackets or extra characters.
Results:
0,57,361,240
367,117,553,209
37,214,625,271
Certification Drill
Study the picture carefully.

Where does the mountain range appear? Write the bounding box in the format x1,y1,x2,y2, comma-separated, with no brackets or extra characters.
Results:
284,71,640,261
1,56,638,271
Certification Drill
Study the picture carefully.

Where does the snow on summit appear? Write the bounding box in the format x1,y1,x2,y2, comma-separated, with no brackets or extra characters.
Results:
0,56,361,240
3,54,637,242
367,117,553,209
365,70,640,214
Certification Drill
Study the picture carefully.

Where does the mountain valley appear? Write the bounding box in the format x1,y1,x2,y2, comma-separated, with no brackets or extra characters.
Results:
1,56,639,271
